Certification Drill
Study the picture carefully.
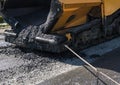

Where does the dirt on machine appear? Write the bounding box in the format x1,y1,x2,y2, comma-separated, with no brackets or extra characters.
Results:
0,0,120,52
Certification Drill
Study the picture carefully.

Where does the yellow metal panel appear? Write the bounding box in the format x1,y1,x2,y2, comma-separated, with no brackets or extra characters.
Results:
64,7,91,28
59,0,101,4
103,0,120,16
52,0,101,31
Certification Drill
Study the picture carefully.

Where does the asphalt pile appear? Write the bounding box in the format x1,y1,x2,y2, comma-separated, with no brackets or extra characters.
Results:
0,47,83,85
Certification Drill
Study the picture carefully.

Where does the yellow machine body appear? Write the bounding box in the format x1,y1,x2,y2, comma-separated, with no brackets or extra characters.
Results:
52,0,120,32
103,0,120,16
52,0,101,31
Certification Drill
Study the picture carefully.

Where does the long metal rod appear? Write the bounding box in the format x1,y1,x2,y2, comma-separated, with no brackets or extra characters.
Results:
64,45,120,85
64,45,97,71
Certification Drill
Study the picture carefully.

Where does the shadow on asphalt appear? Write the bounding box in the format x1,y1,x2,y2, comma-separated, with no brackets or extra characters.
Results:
92,47,120,73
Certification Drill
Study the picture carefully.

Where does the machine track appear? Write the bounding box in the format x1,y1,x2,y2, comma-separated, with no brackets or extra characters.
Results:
68,10,120,51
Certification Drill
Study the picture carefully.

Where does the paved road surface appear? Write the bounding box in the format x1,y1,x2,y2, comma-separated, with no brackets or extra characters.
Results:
40,48,120,85
0,34,120,85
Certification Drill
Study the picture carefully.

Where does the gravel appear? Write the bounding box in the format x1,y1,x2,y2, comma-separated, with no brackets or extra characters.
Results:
0,35,13,49
0,35,4,40
0,47,84,85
